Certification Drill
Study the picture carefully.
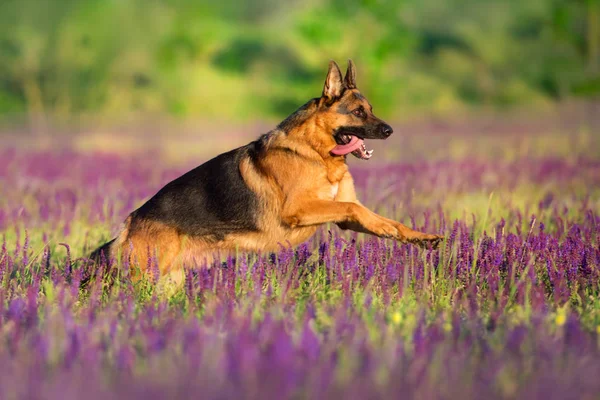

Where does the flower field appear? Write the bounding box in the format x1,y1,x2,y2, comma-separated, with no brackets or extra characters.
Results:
0,120,599,399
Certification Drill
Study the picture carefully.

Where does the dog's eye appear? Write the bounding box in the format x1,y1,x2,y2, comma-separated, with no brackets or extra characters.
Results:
352,108,365,118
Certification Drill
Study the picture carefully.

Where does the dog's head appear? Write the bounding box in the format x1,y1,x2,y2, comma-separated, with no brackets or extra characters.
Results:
316,60,393,160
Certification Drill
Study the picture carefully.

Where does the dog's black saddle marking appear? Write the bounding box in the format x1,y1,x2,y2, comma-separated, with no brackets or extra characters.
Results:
130,143,262,241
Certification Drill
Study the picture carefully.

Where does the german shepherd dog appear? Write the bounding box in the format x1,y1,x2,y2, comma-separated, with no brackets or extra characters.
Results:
90,60,443,285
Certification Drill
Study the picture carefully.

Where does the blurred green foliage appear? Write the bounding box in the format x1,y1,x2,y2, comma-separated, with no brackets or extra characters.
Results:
0,0,598,123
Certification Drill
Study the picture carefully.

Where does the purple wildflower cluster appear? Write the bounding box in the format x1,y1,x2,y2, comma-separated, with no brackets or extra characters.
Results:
0,144,599,399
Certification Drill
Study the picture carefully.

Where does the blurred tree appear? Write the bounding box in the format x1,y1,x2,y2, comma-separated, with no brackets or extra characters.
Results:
0,0,596,126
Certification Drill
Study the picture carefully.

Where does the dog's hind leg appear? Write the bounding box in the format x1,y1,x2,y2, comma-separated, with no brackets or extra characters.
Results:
155,267,185,298
119,220,183,282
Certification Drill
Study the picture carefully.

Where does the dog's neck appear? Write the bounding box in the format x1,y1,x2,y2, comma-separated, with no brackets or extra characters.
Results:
275,99,343,162
276,98,320,134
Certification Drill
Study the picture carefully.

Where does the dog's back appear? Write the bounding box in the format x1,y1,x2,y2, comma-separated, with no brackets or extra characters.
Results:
129,144,261,240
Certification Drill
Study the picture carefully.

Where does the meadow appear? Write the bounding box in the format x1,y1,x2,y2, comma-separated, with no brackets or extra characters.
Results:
0,112,599,399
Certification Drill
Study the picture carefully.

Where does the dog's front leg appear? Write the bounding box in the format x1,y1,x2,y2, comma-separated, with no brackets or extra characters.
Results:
282,200,442,247
337,213,443,248
282,200,369,228
333,174,443,247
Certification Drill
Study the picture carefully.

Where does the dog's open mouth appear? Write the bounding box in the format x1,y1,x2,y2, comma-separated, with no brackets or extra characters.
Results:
331,134,373,160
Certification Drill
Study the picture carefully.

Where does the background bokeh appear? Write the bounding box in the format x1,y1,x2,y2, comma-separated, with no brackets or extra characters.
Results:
1,2,600,398
0,0,598,131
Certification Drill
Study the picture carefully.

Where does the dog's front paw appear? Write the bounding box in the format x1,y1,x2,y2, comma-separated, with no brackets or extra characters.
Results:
417,234,444,249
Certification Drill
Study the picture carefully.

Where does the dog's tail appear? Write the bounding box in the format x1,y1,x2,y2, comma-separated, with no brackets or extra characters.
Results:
80,238,116,289
81,217,131,289
89,239,116,265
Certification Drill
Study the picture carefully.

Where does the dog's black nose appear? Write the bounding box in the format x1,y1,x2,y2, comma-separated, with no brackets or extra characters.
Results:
381,124,393,137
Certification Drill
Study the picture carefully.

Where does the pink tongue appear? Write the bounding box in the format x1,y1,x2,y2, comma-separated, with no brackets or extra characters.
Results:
331,136,363,156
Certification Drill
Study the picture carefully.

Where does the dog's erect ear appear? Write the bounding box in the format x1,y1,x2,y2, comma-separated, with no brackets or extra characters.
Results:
322,60,344,103
344,59,356,89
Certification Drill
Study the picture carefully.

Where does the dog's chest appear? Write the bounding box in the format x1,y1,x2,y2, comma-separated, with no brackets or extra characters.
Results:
330,182,339,199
